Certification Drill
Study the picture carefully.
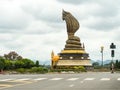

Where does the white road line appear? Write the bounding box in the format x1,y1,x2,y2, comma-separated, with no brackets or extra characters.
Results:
67,78,79,81
16,78,30,81
0,79,14,81
69,84,74,87
80,81,84,83
100,78,110,81
34,78,47,81
117,78,120,80
84,78,95,81
50,78,63,80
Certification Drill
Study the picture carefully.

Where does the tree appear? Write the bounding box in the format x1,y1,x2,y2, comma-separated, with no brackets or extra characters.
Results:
92,62,99,66
35,60,39,67
4,60,13,70
115,60,119,69
118,61,120,69
14,60,24,69
14,58,34,69
22,59,34,68
92,62,100,69
0,57,5,73
4,51,23,60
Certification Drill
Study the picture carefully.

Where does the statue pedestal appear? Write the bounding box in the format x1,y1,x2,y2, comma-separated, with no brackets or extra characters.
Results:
54,49,92,70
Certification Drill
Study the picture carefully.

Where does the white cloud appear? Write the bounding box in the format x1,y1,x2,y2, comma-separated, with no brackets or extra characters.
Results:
0,0,119,64
0,0,32,30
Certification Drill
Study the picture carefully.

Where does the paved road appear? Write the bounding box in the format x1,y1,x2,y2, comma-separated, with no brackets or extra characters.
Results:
0,72,120,90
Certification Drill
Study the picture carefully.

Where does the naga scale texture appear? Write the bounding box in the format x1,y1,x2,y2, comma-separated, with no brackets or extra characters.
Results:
62,10,82,50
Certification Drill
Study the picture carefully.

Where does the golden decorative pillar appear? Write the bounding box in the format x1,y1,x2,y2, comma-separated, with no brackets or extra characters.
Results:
51,51,59,69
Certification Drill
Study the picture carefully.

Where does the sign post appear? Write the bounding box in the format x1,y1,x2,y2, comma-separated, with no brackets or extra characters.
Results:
110,43,116,73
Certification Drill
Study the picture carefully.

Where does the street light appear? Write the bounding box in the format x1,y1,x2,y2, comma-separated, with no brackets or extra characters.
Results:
100,46,104,68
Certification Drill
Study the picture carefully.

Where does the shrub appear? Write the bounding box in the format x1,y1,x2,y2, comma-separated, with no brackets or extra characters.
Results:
78,66,86,72
16,68,26,74
74,66,86,72
30,67,48,74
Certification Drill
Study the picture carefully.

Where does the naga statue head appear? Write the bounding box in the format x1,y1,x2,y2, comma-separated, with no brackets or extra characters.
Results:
62,10,80,37
62,10,70,20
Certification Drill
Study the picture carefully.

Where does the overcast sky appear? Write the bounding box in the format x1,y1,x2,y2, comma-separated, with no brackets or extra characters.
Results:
0,0,120,64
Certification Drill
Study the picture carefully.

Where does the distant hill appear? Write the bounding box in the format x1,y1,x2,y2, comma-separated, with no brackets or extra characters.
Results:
40,59,119,66
91,60,118,65
40,60,51,65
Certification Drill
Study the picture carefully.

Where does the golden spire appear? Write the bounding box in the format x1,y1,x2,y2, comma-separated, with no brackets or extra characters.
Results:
51,50,54,58
51,50,60,62
83,43,85,49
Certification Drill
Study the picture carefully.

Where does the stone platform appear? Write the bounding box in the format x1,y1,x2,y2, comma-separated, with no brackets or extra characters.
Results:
54,49,92,69
58,50,89,60
57,60,92,66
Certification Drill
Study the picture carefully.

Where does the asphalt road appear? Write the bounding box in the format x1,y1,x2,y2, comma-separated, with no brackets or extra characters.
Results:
0,72,120,90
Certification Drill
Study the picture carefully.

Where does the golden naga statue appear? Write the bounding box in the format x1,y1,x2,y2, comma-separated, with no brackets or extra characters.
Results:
62,10,80,39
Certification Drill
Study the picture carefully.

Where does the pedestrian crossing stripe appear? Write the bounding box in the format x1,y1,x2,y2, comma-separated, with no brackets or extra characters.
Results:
0,79,14,81
0,84,12,87
84,78,95,80
15,78,30,81
49,78,63,80
69,84,74,87
100,78,110,81
117,78,120,80
67,78,79,81
34,78,47,81
0,77,120,81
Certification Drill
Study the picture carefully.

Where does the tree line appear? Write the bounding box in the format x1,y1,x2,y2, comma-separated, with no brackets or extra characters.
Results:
0,51,48,74
92,60,120,70
114,60,120,70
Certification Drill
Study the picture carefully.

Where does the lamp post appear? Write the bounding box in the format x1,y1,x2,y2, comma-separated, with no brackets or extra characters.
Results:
100,46,104,68
110,43,116,73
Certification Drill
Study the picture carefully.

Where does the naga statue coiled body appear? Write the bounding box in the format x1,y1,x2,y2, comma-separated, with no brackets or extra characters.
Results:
62,10,82,50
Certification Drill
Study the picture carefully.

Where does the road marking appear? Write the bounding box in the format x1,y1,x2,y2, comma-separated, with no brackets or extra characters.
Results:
69,84,74,87
0,84,12,89
100,78,110,81
80,81,84,83
67,78,79,81
50,78,63,80
16,78,30,81
117,78,120,80
84,78,95,81
3,77,120,82
34,78,47,81
0,79,14,81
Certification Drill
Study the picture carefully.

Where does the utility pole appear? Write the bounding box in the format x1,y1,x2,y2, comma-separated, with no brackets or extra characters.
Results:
100,46,104,68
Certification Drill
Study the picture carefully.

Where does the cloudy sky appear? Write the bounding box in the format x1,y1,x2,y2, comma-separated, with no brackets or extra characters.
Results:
0,0,120,64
